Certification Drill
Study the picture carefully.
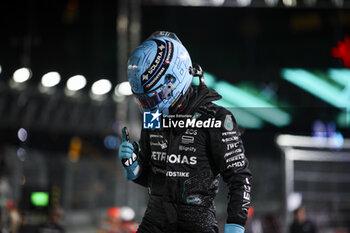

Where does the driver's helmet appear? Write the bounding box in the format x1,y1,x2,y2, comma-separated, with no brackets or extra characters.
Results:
127,31,193,115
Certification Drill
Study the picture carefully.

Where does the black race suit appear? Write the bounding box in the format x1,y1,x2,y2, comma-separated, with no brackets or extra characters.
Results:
134,86,252,233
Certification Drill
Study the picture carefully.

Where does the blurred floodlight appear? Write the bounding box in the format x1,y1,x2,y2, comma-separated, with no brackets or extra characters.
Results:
115,82,132,96
212,0,225,5
91,79,112,95
177,0,225,6
287,192,302,211
181,0,203,6
66,75,87,91
41,72,61,87
330,131,344,148
283,0,297,6
121,207,135,221
17,128,28,142
13,67,32,83
0,64,2,74
237,0,252,6
265,0,279,6
17,147,26,162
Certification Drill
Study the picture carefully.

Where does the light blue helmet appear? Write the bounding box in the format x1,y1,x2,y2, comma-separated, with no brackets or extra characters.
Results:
127,31,193,115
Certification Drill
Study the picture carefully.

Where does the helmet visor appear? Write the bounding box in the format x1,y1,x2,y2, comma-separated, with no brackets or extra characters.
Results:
136,92,164,109
135,79,175,110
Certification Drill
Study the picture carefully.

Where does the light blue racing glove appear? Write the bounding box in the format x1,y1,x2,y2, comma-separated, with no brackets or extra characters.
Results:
118,127,141,180
225,224,245,233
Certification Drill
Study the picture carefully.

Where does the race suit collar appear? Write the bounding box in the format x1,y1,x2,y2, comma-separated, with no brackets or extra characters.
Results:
178,85,222,116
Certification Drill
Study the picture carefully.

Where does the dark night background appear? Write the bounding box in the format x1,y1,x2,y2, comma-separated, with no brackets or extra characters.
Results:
0,1,350,233
1,1,349,146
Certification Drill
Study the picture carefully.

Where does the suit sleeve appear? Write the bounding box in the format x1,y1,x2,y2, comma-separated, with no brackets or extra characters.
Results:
209,108,252,226
132,129,151,187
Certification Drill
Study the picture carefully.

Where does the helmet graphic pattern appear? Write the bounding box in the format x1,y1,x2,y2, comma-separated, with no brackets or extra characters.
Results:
127,32,193,115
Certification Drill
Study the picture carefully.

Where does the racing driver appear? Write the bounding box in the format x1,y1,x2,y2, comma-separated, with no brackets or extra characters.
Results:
118,31,252,233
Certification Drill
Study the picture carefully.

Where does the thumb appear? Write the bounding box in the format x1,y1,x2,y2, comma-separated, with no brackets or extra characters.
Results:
121,127,129,142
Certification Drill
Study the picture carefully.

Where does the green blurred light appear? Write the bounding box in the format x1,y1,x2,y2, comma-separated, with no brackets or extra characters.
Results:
329,69,350,86
215,81,291,127
282,69,349,108
192,70,291,127
31,192,49,207
203,72,216,88
192,71,216,87
214,99,264,129
337,110,350,128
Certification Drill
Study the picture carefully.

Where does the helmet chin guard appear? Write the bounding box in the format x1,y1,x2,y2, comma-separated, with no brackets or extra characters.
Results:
127,31,193,115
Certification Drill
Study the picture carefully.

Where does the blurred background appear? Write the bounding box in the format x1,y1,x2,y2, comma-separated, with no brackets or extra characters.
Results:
1,0,350,233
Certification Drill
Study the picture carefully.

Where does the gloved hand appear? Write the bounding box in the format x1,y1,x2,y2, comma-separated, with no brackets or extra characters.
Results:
225,224,245,233
118,127,141,180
